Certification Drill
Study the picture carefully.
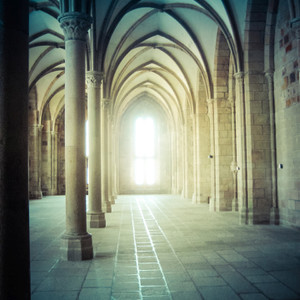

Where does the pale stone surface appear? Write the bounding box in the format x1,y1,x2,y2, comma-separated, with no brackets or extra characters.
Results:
274,0,300,228
86,71,106,227
30,195,300,299
59,12,93,260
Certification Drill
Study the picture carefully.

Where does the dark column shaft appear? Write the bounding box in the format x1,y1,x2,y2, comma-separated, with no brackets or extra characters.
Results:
0,1,30,299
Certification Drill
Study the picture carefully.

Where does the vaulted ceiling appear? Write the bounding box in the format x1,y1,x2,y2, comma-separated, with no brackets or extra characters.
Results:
29,0,247,125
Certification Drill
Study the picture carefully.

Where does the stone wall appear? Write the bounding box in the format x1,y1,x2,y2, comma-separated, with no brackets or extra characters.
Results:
274,0,300,227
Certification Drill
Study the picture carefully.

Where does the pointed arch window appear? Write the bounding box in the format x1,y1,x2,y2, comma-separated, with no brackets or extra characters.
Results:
134,117,155,185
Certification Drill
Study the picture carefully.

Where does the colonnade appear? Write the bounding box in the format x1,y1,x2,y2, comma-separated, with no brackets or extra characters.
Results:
57,9,112,259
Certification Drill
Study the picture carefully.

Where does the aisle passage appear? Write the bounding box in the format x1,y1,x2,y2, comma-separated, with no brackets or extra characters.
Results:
30,195,300,300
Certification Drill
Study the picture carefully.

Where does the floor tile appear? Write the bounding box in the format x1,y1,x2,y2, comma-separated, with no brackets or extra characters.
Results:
30,195,300,299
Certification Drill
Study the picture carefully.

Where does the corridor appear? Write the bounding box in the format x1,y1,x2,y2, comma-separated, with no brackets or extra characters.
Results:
30,195,300,300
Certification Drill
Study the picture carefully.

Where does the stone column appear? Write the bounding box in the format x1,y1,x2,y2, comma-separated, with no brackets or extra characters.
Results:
58,12,93,260
51,131,58,195
86,71,106,227
101,99,112,213
207,98,216,211
177,124,184,195
265,71,279,224
110,122,117,205
115,123,121,197
192,110,201,204
41,120,52,195
170,129,177,194
183,106,194,200
0,1,30,298
197,97,211,204
228,74,238,212
107,114,114,206
234,72,250,224
29,124,43,199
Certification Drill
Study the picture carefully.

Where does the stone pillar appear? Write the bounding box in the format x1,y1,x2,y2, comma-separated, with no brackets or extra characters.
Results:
0,1,30,298
107,114,114,206
29,124,43,199
41,119,52,195
101,99,112,213
177,124,184,195
265,71,279,224
207,99,216,211
192,110,201,204
58,12,93,260
228,73,238,212
234,72,250,224
28,86,43,199
211,98,234,211
51,131,58,195
110,123,117,204
229,95,238,212
183,106,194,200
86,71,106,227
170,129,177,194
197,96,211,204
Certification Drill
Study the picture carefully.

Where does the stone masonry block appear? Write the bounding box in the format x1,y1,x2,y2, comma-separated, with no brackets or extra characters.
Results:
253,114,269,125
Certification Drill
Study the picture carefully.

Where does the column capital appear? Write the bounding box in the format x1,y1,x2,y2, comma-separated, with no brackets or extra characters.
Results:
228,96,234,106
51,131,58,137
206,98,215,118
58,12,92,41
264,69,274,78
102,98,111,108
29,123,43,129
206,98,216,105
233,72,244,81
86,71,104,88
264,70,274,86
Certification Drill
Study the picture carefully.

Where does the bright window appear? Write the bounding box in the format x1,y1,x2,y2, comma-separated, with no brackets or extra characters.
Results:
134,117,155,185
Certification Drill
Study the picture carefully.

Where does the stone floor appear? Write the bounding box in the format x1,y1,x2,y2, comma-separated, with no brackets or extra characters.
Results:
30,195,300,300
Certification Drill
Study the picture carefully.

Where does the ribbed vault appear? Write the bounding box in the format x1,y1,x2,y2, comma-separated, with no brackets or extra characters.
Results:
29,0,247,127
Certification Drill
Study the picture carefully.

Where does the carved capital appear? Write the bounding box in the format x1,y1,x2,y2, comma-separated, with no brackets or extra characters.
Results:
37,124,44,132
206,98,216,106
264,70,274,87
206,98,215,117
86,71,103,88
228,96,234,106
233,72,244,82
101,98,111,109
58,12,92,41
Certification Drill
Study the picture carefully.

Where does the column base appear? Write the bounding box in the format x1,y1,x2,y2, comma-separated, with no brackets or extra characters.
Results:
209,197,216,212
192,193,201,204
270,207,280,225
239,208,253,225
87,212,106,228
232,198,238,212
106,201,112,213
61,233,93,261
29,190,43,200
110,195,116,205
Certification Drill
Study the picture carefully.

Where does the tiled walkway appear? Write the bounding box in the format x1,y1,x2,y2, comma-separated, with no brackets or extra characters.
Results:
30,195,300,300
